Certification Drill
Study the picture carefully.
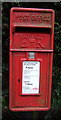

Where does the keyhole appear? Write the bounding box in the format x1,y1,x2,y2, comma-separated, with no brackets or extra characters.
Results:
18,79,20,82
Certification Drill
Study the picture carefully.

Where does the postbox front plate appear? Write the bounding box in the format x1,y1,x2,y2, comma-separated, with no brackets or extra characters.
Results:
9,8,54,111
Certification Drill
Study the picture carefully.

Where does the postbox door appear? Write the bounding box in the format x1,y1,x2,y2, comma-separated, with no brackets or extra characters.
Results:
11,51,52,108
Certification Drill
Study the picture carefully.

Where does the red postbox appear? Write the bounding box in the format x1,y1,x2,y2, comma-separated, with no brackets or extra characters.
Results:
9,8,54,111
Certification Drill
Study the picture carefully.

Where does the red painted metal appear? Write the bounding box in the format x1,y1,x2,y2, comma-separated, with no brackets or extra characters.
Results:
9,7,55,111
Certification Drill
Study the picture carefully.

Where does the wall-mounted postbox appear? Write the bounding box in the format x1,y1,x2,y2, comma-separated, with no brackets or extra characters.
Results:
9,8,54,111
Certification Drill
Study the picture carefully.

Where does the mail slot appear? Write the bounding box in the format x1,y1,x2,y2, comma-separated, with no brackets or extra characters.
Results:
9,8,54,111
